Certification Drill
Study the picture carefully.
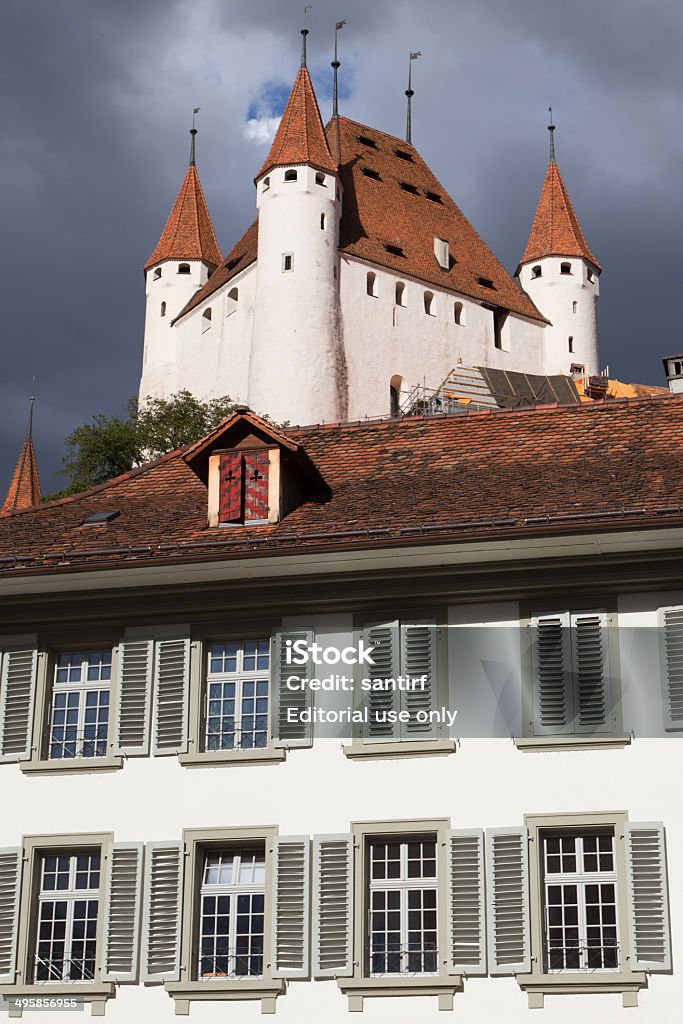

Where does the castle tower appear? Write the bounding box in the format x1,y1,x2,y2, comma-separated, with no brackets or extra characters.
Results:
139,130,222,403
517,122,601,377
2,388,41,515
248,32,346,425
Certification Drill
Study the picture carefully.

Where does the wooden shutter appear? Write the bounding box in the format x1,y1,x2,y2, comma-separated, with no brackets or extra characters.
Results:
0,647,38,762
571,611,612,733
152,638,190,756
362,621,400,740
530,613,572,735
485,828,531,975
401,622,438,738
313,835,354,978
101,843,144,982
141,842,184,983
625,822,672,971
219,451,243,523
447,830,486,975
244,451,270,522
272,629,314,748
660,606,683,730
271,836,310,979
0,848,22,984
114,640,153,756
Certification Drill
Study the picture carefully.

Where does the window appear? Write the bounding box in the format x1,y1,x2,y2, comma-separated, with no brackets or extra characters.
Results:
532,265,542,279
399,181,419,195
226,287,238,316
218,451,270,525
315,171,326,186
424,191,442,204
568,336,574,353
478,276,495,289
434,238,449,270
35,851,100,982
262,176,270,191
201,308,212,333
178,263,191,275
394,149,414,162
361,167,381,181
160,301,166,318
47,651,111,761
282,253,293,272
572,301,578,314
384,243,404,257
454,301,464,325
198,847,266,979
320,212,326,230
358,135,378,148
284,169,297,182
424,291,435,316
587,269,596,283
561,262,572,275
366,271,378,297
389,378,401,417
493,308,507,350
395,282,406,307
368,838,438,975
204,640,270,752
153,267,162,280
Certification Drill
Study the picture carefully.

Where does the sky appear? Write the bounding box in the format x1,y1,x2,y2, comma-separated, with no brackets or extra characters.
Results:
1,0,682,494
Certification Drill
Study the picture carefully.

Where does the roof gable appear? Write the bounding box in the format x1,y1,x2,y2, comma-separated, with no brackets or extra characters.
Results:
519,160,600,270
145,163,223,272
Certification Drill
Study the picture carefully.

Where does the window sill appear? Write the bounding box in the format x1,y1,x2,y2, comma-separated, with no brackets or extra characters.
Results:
20,755,123,776
343,739,456,761
337,975,462,1011
165,979,285,1015
518,970,647,1008
0,982,114,1017
178,748,286,768
514,735,632,753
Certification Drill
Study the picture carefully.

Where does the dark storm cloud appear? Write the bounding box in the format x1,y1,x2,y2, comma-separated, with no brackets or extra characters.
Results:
1,0,682,492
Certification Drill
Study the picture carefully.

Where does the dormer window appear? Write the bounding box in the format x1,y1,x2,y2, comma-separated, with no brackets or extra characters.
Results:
434,237,449,270
284,169,298,183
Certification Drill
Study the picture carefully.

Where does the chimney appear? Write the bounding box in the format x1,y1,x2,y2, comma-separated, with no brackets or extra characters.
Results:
662,355,683,394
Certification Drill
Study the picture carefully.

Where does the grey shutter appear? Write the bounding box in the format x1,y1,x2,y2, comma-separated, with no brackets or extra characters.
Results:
530,613,572,735
660,606,683,730
0,848,22,984
571,611,612,734
141,841,184,983
114,640,154,756
0,647,38,762
152,638,190,756
401,622,438,738
271,836,310,979
101,843,144,982
362,621,400,740
447,830,486,975
272,629,314,748
625,822,672,972
313,835,354,978
485,828,531,975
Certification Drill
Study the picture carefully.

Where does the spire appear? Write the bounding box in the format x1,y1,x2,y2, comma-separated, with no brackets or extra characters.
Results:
405,51,421,145
2,384,41,515
301,27,309,67
332,20,346,118
145,131,222,272
256,51,337,180
518,132,601,271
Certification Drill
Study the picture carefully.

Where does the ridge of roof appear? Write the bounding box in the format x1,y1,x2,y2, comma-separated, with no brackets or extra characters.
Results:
257,66,337,180
145,162,223,272
519,159,600,271
1,435,41,515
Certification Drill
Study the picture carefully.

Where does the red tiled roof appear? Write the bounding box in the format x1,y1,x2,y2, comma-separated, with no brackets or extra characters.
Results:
1,436,41,515
177,117,545,323
0,396,681,576
145,163,222,272
519,160,600,271
257,66,337,180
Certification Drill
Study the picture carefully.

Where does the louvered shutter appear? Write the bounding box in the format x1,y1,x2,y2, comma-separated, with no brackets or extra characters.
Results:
141,842,184,983
401,623,438,738
571,611,612,733
660,606,683,730
0,647,38,762
114,640,153,756
101,843,144,982
362,621,400,740
219,451,243,523
244,451,270,522
152,638,190,756
447,830,486,975
625,822,671,971
485,828,531,975
0,848,22,984
313,835,354,978
271,837,310,979
530,613,573,735
272,629,314,748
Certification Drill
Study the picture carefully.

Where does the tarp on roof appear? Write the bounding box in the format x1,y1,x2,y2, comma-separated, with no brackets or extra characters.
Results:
478,368,581,408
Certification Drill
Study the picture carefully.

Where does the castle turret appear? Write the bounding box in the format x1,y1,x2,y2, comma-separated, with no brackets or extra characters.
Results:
247,31,346,425
2,388,40,515
139,130,222,403
517,122,601,377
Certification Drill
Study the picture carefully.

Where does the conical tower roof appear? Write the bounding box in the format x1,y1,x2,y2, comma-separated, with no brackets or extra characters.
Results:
519,159,600,272
145,153,222,272
256,65,337,180
2,406,41,515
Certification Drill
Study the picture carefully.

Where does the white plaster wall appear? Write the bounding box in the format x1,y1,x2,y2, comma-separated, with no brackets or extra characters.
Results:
2,595,682,1022
518,257,600,377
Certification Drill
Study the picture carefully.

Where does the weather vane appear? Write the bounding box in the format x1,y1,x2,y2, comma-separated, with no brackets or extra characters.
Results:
332,19,347,117
405,51,422,145
548,105,556,162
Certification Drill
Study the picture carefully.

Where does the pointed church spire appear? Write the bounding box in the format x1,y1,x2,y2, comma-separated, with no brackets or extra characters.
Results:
145,128,222,272
2,383,41,515
518,124,600,271
256,35,337,181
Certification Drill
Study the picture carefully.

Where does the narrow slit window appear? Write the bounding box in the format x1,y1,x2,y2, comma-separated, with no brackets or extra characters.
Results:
573,301,578,314
367,271,378,297
160,301,166,318
568,336,574,353
202,308,213,332
395,282,407,307
424,291,435,316
282,253,294,272
454,301,464,325
320,213,326,230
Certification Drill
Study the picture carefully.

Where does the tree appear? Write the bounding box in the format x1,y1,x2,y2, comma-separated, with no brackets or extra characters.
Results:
50,391,239,498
